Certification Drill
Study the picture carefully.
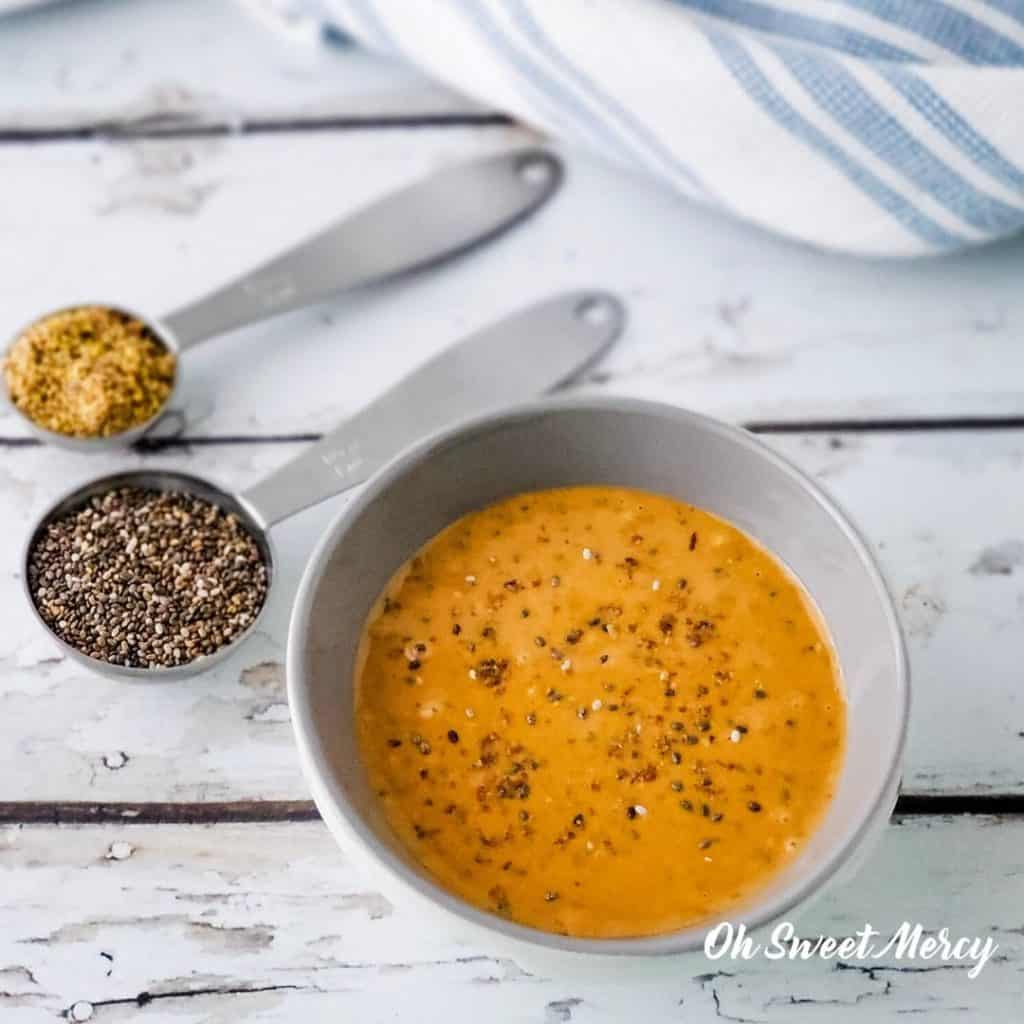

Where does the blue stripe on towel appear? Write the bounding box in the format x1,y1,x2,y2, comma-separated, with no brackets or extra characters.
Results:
980,0,1024,28
705,28,965,248
835,0,1024,65
671,0,919,61
507,0,710,197
780,50,1023,232
878,64,1024,194
454,0,643,169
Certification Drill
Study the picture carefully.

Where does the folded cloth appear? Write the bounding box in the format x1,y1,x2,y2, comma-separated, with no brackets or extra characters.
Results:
278,0,1024,256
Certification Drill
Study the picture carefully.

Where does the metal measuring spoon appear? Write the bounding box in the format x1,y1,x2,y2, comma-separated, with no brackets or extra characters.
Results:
23,290,626,679
3,149,562,451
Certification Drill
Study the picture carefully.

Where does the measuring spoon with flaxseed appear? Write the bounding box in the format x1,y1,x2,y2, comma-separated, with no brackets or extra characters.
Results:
2,149,562,451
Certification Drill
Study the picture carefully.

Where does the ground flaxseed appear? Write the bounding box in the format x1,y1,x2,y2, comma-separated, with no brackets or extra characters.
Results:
28,487,267,669
3,306,176,438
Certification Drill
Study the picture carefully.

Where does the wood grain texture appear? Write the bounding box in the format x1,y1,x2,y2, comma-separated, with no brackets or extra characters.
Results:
2,431,1021,803
1,815,1020,1022
3,130,1024,442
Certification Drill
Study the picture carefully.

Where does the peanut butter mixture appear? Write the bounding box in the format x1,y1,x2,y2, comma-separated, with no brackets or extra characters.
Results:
356,487,844,938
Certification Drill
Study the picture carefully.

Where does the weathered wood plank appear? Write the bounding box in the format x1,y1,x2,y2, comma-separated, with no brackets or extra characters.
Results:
3,131,1024,440
1,815,1020,1021
1,430,1021,802
0,0,483,135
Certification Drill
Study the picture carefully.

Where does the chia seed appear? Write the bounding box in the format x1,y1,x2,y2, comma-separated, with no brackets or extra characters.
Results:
27,486,267,669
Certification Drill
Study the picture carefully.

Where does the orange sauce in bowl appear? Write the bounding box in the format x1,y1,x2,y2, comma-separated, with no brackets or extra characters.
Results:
356,487,844,937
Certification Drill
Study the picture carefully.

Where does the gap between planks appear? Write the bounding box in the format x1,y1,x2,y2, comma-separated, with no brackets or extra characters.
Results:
1,794,1023,826
3,415,1024,451
0,112,515,145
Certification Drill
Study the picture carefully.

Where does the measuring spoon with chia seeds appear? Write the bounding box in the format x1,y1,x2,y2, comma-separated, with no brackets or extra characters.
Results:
3,148,562,452
23,290,626,679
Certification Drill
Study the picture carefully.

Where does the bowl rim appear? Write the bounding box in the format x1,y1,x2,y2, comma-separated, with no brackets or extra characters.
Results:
286,394,910,955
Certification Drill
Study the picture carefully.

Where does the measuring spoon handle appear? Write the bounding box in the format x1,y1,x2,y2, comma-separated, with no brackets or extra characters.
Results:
238,292,625,529
161,150,562,350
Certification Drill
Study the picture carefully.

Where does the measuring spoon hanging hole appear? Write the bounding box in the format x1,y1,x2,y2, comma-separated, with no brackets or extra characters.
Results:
517,152,560,191
535,294,625,394
575,295,621,331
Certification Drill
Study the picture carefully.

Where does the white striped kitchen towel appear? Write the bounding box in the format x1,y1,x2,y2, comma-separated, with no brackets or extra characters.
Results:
268,0,1024,256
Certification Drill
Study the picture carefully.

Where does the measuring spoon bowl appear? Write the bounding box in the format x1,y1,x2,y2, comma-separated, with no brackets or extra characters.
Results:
22,469,273,681
2,304,183,454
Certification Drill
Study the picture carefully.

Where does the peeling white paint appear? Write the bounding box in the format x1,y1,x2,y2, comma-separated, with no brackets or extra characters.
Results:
0,819,1018,1020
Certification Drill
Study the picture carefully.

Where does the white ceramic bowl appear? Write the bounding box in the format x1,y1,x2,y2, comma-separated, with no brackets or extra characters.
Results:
287,397,910,954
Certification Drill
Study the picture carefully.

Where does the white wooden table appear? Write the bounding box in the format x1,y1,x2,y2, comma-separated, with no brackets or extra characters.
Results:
2,2,1023,1020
